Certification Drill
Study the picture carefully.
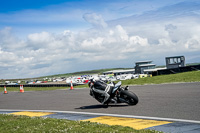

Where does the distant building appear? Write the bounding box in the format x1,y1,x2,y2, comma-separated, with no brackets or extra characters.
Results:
157,55,200,75
103,69,135,76
165,56,185,69
135,61,156,74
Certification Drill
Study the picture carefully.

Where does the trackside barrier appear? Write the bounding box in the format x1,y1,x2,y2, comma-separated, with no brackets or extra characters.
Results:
139,74,148,78
0,84,74,88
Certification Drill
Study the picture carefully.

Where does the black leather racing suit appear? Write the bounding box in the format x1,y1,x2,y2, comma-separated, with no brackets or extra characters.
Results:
89,80,113,104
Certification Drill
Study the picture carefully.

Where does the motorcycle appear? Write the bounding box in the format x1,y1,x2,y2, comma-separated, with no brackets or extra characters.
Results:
89,80,139,105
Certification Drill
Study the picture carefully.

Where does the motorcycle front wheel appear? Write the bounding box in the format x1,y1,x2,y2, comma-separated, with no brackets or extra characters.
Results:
120,90,139,105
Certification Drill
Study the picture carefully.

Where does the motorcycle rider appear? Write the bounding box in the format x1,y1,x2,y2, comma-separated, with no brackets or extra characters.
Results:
88,77,115,104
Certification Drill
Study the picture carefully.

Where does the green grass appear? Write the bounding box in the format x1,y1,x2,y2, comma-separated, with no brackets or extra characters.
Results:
0,114,160,133
122,71,200,85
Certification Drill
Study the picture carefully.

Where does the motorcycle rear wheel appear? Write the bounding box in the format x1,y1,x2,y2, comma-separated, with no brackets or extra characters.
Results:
121,90,139,105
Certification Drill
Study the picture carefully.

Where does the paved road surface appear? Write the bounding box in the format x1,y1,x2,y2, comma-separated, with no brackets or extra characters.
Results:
0,82,200,121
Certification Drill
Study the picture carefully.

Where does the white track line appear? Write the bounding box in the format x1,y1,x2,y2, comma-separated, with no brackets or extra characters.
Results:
0,109,200,124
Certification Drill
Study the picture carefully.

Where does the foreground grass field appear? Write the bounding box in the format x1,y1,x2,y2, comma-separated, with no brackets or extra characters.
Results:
0,114,160,133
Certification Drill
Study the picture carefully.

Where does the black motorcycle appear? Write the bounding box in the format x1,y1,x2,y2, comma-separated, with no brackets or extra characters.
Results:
89,80,139,105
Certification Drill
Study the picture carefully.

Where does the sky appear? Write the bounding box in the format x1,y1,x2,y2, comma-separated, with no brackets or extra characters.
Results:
0,0,200,79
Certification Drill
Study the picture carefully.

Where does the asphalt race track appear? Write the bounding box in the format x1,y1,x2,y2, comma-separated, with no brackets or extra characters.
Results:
1,82,200,121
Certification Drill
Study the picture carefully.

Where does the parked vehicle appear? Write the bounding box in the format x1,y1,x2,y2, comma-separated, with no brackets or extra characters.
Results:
83,79,89,84
132,74,139,79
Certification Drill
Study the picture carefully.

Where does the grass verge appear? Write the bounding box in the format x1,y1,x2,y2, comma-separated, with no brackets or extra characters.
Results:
0,114,160,133
122,71,200,85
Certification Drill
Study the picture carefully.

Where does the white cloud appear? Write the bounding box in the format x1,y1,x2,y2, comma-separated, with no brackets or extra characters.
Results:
1,15,200,79
81,37,104,49
1,1,200,79
28,32,52,44
185,36,200,50
83,13,107,29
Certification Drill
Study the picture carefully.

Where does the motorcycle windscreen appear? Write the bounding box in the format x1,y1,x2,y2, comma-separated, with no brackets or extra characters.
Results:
115,81,121,88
